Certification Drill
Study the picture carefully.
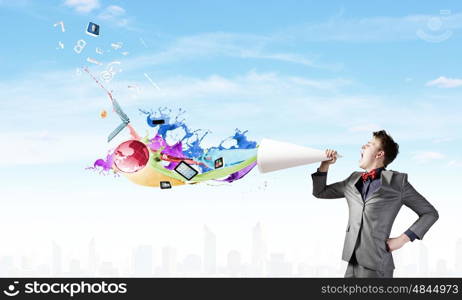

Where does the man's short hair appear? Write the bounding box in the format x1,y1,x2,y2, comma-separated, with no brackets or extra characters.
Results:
373,130,399,167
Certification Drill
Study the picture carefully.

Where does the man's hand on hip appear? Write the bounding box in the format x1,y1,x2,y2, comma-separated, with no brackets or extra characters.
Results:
386,234,410,252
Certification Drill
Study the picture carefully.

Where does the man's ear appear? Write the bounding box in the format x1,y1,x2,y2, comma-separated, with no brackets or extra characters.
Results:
376,150,385,159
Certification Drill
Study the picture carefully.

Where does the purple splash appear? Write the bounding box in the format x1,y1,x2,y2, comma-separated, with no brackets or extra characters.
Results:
87,152,114,173
219,161,257,183
94,153,114,171
147,134,167,151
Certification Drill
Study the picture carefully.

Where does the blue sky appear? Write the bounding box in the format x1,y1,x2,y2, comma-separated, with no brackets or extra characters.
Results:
1,0,461,176
0,0,462,275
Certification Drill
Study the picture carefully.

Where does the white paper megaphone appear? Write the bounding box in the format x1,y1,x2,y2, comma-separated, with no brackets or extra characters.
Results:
257,138,342,173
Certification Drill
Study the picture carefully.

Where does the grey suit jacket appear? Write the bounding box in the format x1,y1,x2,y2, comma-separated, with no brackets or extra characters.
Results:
311,170,439,271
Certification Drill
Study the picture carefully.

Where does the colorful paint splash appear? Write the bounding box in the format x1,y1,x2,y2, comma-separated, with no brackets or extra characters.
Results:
86,70,258,188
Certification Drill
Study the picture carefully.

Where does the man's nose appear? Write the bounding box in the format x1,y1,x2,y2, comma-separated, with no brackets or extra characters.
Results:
361,144,366,150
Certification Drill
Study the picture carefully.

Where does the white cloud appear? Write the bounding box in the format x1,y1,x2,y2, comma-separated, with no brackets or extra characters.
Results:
115,70,353,105
121,33,341,71
426,76,462,88
348,123,381,133
64,0,100,13
278,12,462,42
289,77,351,89
0,131,106,166
448,160,462,167
432,137,455,143
412,151,445,163
99,5,125,18
241,51,317,67
97,5,129,27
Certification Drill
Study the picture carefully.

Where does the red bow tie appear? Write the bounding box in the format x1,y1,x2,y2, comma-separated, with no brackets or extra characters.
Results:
362,169,377,182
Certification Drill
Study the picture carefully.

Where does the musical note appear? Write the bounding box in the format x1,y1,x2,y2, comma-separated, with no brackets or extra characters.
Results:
96,48,103,55
100,71,113,82
121,51,129,56
53,21,65,32
107,61,122,73
100,61,122,82
139,38,148,48
56,41,64,50
87,57,103,66
110,42,123,50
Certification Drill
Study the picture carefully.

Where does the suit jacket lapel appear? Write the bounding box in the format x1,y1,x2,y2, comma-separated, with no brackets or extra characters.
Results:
351,172,364,201
365,170,393,203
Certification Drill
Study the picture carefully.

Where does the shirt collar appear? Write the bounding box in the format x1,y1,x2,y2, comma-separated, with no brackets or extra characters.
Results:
374,167,385,178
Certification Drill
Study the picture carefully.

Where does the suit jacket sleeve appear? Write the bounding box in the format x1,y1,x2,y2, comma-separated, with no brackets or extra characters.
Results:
311,171,352,199
401,174,439,240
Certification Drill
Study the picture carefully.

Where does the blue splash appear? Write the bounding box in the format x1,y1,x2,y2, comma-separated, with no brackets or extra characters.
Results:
139,107,257,174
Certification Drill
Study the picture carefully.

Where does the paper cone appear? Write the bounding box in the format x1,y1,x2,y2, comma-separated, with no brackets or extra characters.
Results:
257,138,340,173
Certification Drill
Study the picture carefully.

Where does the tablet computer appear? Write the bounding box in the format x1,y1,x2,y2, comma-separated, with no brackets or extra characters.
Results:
214,157,224,169
174,161,199,181
160,181,172,189
86,22,100,37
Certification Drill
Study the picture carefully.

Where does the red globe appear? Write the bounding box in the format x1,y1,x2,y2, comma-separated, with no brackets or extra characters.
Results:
113,140,150,173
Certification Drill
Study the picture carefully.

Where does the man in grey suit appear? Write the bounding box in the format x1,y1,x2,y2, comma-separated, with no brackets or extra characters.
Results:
311,130,439,278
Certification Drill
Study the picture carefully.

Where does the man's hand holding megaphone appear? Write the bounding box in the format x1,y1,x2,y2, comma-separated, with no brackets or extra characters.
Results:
318,149,338,172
